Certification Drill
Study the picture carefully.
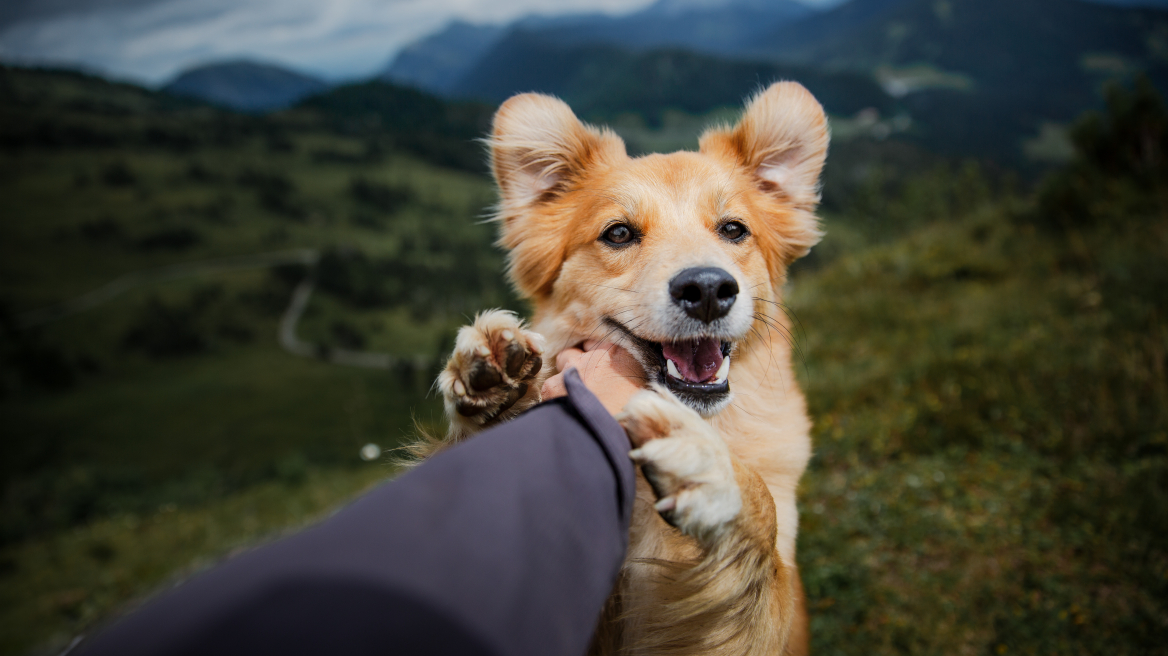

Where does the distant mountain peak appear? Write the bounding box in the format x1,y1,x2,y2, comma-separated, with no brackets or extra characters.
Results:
383,0,818,96
382,21,506,95
163,59,328,113
646,0,796,14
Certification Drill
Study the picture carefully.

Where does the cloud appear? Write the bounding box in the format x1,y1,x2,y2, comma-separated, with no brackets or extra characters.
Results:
0,0,660,84
0,0,166,30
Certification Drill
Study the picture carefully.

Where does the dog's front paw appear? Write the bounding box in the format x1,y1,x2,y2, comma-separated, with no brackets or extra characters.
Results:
619,390,742,545
439,310,545,437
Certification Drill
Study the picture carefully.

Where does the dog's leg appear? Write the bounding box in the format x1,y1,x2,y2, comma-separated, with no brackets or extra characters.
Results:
618,390,796,655
435,310,546,445
786,569,810,656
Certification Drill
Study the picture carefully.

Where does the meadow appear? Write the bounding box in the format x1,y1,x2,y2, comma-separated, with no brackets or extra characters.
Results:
1,66,1165,654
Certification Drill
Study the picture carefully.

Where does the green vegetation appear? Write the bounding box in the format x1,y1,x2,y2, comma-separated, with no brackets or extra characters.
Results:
1034,77,1168,231
0,67,1164,655
0,66,508,654
794,213,1167,654
793,79,1167,653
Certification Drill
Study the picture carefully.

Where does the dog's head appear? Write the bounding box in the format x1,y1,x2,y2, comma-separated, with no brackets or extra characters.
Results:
489,83,828,415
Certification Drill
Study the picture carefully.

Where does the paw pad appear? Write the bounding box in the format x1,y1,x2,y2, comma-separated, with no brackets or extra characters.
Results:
440,310,544,427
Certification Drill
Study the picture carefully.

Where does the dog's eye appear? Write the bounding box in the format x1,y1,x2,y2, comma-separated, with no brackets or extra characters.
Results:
600,223,635,246
719,221,749,242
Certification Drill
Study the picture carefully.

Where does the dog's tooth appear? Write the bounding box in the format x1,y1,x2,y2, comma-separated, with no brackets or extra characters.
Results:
714,356,731,383
666,359,682,380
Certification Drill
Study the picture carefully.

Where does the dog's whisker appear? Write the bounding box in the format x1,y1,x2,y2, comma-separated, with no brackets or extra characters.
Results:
727,398,766,421
752,309,809,380
746,324,780,390
753,296,809,345
753,310,799,353
752,313,803,389
581,282,643,294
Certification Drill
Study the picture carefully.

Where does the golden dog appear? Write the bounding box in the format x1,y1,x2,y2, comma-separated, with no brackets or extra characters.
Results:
430,81,827,655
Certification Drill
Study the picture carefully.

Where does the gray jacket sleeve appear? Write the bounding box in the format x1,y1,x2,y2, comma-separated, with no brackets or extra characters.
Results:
76,368,636,656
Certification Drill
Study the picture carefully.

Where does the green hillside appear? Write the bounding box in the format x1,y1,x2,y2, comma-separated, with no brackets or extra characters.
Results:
0,66,1165,655
793,79,1168,652
0,66,511,654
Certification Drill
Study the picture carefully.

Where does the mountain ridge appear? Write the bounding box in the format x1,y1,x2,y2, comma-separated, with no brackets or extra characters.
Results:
382,0,815,96
163,59,329,113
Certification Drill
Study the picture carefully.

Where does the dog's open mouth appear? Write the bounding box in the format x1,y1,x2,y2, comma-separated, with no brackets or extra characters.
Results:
660,338,731,389
604,319,733,411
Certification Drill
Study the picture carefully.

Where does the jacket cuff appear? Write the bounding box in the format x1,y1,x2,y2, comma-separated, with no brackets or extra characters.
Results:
561,367,636,524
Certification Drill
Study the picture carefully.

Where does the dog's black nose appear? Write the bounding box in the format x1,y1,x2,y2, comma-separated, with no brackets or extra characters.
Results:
669,267,738,323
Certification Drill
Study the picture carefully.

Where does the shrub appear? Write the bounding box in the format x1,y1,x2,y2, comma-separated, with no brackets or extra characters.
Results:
100,161,136,187
122,296,206,358
315,247,390,308
349,176,414,214
238,169,305,220
1034,77,1168,230
136,227,201,250
78,217,123,242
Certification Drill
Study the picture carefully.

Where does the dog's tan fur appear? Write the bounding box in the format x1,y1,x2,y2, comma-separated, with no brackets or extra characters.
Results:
432,82,828,655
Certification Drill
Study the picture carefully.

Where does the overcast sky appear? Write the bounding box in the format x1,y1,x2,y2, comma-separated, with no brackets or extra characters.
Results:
0,0,848,85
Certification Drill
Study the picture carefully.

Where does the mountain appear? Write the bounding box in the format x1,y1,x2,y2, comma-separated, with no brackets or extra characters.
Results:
748,0,1168,73
382,0,815,96
382,21,507,97
450,32,894,126
510,0,814,56
738,0,1168,160
164,60,329,113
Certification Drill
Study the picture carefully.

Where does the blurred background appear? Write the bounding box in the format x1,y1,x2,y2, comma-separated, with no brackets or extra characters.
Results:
1,0,1167,653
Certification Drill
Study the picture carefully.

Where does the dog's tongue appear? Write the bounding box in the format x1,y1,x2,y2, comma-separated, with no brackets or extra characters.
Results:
663,338,723,383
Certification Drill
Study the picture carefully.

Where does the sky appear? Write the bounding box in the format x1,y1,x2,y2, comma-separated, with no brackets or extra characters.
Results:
1,0,1163,86
0,0,853,86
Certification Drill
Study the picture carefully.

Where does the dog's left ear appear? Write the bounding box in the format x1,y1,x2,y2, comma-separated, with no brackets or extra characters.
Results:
704,81,829,211
701,82,828,269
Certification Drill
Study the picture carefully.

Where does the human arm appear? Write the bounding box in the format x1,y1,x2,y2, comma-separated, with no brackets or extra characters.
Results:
76,370,635,656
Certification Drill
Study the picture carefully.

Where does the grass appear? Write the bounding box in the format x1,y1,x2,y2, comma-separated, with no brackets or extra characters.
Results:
790,207,1168,654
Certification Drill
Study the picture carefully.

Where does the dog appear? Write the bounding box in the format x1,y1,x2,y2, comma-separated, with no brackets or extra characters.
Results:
428,81,827,655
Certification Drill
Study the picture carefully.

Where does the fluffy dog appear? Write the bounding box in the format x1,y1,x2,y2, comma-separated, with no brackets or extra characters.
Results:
430,82,827,655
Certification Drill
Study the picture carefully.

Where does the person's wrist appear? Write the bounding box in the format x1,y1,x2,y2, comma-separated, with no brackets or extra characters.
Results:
540,343,644,415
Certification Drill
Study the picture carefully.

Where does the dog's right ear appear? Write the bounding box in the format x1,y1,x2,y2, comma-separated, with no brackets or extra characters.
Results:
489,93,626,298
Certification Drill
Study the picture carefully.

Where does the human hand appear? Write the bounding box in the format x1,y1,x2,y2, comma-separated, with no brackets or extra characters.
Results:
541,341,646,415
